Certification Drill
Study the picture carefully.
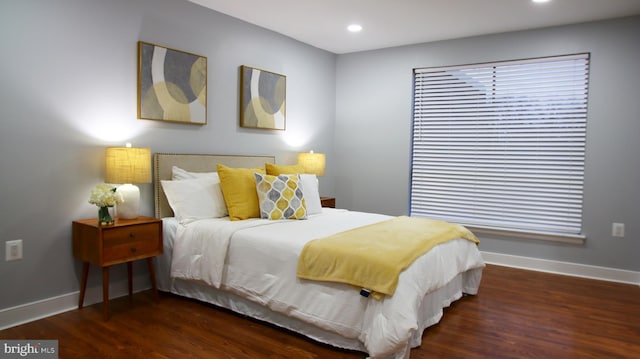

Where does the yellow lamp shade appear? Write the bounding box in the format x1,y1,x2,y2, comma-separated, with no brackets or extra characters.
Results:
105,147,151,184
104,146,151,220
297,151,326,176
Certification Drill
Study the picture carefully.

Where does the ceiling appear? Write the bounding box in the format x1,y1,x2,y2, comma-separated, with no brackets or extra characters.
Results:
188,0,640,54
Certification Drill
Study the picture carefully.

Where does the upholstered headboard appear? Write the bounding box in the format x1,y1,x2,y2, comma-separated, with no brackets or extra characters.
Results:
153,153,275,218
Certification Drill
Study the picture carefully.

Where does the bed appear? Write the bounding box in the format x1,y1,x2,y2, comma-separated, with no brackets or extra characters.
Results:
153,153,485,359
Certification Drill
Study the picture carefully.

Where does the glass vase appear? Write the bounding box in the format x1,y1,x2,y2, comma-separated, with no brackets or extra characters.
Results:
98,206,114,226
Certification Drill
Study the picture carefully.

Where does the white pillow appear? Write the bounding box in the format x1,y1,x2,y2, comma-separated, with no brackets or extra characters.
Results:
161,177,228,224
172,166,218,180
299,174,322,215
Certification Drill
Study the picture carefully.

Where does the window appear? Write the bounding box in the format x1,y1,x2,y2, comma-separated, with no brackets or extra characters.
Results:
410,54,589,242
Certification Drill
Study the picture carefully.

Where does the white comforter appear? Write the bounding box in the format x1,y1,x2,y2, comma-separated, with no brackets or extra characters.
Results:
170,209,485,358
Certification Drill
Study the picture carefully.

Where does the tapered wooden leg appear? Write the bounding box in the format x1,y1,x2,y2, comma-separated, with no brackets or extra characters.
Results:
147,258,159,302
127,262,133,300
102,267,109,321
78,262,89,309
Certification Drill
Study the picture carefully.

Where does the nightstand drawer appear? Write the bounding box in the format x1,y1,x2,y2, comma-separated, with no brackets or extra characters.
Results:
102,223,161,264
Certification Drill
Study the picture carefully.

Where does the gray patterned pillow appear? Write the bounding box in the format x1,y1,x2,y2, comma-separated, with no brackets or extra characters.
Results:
254,173,307,220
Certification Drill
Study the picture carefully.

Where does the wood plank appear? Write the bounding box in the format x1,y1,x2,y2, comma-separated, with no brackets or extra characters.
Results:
1,265,638,358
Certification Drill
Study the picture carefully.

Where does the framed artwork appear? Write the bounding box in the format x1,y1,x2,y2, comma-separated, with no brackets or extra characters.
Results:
138,41,207,124
240,65,286,130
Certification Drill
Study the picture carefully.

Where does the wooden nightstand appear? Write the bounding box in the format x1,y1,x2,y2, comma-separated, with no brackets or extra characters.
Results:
320,196,336,208
72,216,163,320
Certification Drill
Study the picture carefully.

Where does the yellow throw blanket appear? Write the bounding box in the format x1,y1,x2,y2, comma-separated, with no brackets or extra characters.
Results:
296,216,479,299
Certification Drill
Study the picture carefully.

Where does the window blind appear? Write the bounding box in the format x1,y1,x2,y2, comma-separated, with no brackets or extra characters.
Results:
410,54,589,239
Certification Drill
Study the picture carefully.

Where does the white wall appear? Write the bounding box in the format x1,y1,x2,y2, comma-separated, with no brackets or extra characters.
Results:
335,16,640,272
0,0,336,310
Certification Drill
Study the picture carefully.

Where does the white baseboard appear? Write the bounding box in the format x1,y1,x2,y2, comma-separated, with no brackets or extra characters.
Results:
482,251,640,286
0,277,151,330
2,255,638,330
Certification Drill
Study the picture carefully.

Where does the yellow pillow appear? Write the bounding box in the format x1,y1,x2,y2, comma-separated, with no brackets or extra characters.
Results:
265,163,305,176
216,164,265,221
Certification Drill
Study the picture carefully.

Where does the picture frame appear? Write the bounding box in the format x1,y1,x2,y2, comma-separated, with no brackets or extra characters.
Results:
138,41,207,125
240,65,286,130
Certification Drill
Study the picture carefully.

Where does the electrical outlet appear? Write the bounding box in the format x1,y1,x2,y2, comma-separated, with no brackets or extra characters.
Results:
5,239,23,261
612,223,625,238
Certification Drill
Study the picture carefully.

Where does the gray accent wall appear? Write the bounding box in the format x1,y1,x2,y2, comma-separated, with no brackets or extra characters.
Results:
0,0,336,310
335,16,640,272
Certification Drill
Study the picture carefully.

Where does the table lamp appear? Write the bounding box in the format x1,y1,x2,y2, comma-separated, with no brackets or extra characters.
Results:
297,150,326,176
105,144,151,219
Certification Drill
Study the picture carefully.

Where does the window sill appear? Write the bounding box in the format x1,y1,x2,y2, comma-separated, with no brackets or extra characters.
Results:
466,225,586,245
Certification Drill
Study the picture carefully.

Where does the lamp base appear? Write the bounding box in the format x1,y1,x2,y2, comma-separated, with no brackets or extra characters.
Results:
116,184,140,219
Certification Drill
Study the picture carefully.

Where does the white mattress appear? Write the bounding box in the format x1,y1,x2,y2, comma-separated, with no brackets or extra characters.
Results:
156,209,484,358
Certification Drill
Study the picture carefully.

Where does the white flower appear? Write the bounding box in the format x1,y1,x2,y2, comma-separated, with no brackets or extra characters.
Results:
88,183,124,207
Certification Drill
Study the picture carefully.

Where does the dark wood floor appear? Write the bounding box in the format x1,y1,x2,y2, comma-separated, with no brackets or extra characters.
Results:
2,264,639,358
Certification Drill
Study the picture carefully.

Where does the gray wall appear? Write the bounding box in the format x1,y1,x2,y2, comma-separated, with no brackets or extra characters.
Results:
335,16,640,271
1,0,638,313
0,0,336,309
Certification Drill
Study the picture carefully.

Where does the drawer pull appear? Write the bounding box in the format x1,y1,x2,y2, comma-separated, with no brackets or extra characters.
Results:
129,233,135,238
130,247,137,253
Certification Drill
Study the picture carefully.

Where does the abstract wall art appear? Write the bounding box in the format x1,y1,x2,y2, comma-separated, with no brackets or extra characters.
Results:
240,65,286,130
138,41,207,124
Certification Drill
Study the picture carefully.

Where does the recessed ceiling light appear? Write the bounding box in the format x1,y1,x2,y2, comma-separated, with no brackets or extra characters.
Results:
347,24,363,33
532,0,551,3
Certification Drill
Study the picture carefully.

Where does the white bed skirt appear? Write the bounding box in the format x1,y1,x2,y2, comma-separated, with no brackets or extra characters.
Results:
157,264,481,356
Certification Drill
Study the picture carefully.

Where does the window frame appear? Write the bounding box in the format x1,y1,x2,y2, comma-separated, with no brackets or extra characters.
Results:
410,54,590,244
